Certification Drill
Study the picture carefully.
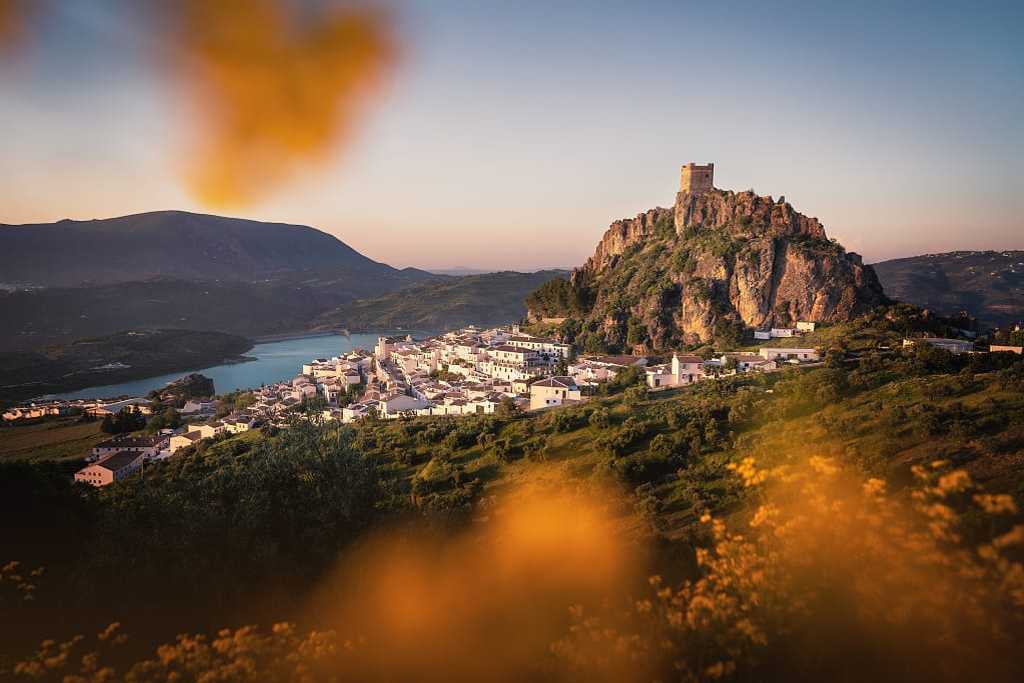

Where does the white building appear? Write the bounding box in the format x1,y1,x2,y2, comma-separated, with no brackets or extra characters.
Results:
169,431,203,453
759,347,820,363
646,353,704,389
75,451,144,487
529,376,582,410
90,434,165,462
507,335,571,359
569,355,647,385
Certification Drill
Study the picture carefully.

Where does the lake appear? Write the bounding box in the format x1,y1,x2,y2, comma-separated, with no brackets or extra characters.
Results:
51,332,383,400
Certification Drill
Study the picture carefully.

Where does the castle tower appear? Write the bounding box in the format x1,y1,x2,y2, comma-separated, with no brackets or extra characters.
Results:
680,162,714,194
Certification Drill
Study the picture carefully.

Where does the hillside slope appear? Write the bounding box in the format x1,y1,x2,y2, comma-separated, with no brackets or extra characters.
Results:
314,270,568,333
0,210,444,349
0,210,430,287
873,251,1024,328
528,187,886,352
0,329,252,401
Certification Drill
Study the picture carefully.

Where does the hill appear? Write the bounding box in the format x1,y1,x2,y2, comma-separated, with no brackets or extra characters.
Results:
873,251,1024,328
313,269,568,333
0,278,363,350
527,184,886,352
0,210,443,349
0,210,432,287
0,329,252,401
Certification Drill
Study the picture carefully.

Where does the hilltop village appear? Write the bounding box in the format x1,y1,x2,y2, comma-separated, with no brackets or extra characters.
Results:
3,321,838,487
7,310,1022,489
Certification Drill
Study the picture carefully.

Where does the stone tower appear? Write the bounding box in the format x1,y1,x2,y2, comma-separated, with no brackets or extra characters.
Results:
680,162,714,194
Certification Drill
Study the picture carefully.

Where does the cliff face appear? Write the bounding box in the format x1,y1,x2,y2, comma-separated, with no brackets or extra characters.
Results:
544,188,886,351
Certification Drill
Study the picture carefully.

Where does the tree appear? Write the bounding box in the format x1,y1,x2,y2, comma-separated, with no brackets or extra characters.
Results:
496,397,522,419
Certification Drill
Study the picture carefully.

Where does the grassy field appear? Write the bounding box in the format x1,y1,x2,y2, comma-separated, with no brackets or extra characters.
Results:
0,417,108,463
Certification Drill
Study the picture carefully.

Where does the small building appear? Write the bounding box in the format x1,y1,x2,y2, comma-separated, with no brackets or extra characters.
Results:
196,421,226,439
169,431,203,453
223,415,257,434
769,328,796,338
529,376,582,410
181,400,216,415
989,345,1023,355
753,330,772,340
796,321,817,332
90,434,165,462
646,354,704,388
75,450,144,487
759,347,820,363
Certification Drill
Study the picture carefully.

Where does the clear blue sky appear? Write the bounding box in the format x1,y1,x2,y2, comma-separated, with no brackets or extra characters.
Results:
1,0,1021,270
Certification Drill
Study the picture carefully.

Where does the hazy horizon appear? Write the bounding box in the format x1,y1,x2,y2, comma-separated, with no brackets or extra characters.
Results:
1,0,1021,270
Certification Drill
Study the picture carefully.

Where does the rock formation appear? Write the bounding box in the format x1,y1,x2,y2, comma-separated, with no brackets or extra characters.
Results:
531,184,887,352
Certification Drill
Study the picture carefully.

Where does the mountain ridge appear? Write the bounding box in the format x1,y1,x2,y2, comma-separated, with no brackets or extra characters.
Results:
872,250,1024,327
0,210,433,287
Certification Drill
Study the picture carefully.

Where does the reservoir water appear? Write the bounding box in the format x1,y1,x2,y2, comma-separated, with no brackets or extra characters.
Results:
51,332,382,400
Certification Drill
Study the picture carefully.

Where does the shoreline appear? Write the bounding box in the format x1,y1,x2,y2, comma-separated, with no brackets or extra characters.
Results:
251,330,340,344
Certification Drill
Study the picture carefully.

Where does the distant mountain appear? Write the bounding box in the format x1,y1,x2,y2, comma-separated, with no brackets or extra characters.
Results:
314,270,569,333
0,210,432,287
427,267,497,276
0,211,441,349
873,251,1024,328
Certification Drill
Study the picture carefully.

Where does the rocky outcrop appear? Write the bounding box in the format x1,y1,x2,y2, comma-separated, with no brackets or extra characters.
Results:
583,208,673,272
674,189,826,240
559,188,887,349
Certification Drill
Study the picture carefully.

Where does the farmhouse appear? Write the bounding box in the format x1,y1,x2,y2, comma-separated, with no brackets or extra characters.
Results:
75,451,145,488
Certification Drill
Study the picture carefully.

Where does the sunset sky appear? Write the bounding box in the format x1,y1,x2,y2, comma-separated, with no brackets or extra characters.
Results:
1,0,1021,271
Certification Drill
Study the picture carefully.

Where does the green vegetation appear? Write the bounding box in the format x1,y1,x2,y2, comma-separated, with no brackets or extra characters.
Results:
0,417,106,463
316,270,568,333
3,318,1023,680
99,407,146,434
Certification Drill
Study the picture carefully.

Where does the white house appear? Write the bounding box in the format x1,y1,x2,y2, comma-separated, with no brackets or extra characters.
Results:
507,335,571,359
796,321,816,332
529,376,582,410
380,394,429,418
223,415,257,434
196,421,226,439
343,400,380,423
169,431,203,453
569,355,647,385
759,347,820,363
646,354,704,388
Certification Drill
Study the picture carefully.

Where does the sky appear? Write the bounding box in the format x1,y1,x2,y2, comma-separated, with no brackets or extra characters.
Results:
1,0,1022,271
